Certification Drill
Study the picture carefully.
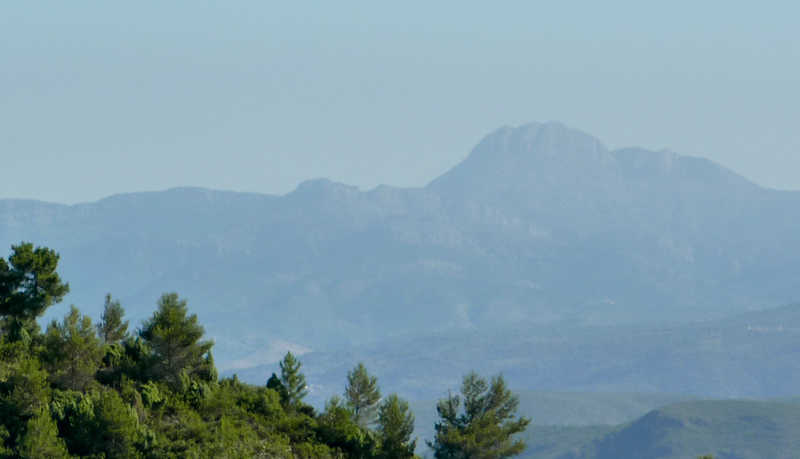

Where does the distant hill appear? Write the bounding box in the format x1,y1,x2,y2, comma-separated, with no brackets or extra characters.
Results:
410,391,692,457
559,400,800,459
521,426,615,459
2,121,799,371
410,393,800,458
234,303,800,401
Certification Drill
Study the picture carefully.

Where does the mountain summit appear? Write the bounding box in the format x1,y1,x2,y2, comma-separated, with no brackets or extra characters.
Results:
428,121,614,197
430,121,754,198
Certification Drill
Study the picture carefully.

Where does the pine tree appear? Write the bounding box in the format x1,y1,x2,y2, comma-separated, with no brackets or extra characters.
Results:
139,293,213,388
97,293,129,343
279,351,308,408
345,362,381,427
377,394,416,459
196,350,218,383
428,372,530,459
43,306,104,391
0,243,69,342
92,389,142,457
0,355,51,452
266,372,289,405
16,409,69,459
318,395,379,458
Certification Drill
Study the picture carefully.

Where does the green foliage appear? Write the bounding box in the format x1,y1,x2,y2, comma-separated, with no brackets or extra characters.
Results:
0,351,51,452
16,408,69,459
139,293,213,389
97,293,129,344
345,362,382,428
377,394,416,459
0,243,69,341
267,372,289,405
318,396,379,458
0,243,537,458
120,337,153,384
429,372,530,459
196,350,218,383
280,351,308,409
50,389,143,458
140,381,164,408
43,306,104,391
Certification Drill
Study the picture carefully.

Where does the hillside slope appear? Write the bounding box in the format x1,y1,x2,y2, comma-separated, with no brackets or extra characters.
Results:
572,400,800,459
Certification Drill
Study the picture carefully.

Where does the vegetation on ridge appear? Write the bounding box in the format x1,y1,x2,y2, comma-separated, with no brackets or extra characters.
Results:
0,242,529,458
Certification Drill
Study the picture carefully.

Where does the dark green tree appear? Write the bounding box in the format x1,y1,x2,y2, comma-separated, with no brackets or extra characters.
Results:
50,389,143,458
317,395,378,458
345,362,381,428
0,354,50,453
266,372,289,405
279,351,308,408
97,293,129,344
0,243,69,342
139,293,213,388
195,350,219,383
90,389,142,457
377,393,416,459
428,372,530,459
15,408,69,459
43,306,104,391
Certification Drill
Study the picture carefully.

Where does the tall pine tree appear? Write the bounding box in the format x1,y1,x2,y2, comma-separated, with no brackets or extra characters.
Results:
16,409,69,459
96,293,129,343
377,394,416,459
139,293,213,388
345,362,381,427
0,243,69,342
279,351,308,408
43,306,103,391
429,372,529,459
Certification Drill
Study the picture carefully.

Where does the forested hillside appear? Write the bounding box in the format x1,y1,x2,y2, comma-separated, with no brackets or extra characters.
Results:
0,243,528,458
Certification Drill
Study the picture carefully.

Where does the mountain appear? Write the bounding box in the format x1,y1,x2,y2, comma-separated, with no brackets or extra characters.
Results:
558,400,800,459
2,121,799,372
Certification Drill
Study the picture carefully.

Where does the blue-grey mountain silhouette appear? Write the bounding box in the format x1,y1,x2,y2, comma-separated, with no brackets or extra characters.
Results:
2,122,798,391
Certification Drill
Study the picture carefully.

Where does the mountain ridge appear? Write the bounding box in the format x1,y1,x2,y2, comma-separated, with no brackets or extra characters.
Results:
1,122,799,375
2,122,784,208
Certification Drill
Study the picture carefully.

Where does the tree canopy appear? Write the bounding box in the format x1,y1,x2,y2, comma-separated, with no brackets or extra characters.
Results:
429,372,530,459
96,293,129,344
0,243,69,341
345,362,382,428
279,351,308,409
138,292,213,388
43,306,103,391
377,394,416,459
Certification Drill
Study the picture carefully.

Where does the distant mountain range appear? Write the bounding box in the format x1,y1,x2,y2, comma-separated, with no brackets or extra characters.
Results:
2,121,799,381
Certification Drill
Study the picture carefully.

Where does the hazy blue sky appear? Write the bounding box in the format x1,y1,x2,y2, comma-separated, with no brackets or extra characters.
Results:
2,1,799,203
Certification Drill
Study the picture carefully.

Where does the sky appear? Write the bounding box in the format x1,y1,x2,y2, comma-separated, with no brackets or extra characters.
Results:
2,1,799,204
